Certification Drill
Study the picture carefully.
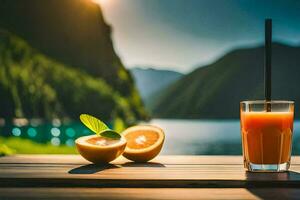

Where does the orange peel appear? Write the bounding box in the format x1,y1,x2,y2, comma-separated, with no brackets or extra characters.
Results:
75,135,126,164
122,125,165,162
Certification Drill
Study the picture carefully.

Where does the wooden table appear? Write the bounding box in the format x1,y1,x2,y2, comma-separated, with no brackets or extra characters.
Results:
1,155,300,199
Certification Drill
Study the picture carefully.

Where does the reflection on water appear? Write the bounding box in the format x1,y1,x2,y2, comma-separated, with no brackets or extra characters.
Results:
1,118,300,155
0,118,93,147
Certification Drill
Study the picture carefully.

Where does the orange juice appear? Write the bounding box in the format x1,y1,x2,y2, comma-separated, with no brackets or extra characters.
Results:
241,111,293,165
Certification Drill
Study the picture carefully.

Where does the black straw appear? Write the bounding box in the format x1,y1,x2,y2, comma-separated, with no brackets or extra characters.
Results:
264,19,272,102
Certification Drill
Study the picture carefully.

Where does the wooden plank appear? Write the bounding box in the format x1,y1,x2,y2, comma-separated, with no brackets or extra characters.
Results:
1,155,300,165
1,188,300,200
0,155,246,165
1,155,300,188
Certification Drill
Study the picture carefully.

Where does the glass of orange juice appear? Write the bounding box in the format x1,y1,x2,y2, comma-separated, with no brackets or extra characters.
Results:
240,100,294,172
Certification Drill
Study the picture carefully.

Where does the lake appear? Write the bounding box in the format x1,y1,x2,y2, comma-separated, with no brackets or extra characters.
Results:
2,119,300,155
148,119,300,155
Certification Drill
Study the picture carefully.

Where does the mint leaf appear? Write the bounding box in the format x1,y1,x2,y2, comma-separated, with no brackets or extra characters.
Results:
80,114,121,139
100,130,121,139
80,114,109,134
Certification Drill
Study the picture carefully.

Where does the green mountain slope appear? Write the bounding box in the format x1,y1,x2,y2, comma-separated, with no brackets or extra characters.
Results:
0,32,143,124
0,0,127,92
0,0,147,122
150,43,300,119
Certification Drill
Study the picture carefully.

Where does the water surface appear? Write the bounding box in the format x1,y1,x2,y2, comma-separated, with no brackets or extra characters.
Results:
148,119,300,155
2,118,300,155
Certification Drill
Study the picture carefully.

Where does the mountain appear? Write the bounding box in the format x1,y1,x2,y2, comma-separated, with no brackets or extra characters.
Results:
150,43,300,119
0,0,147,123
131,67,183,101
0,32,144,124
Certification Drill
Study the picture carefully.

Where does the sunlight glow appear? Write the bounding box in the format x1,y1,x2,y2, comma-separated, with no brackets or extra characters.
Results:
51,137,61,146
12,127,21,137
51,127,61,137
92,0,109,6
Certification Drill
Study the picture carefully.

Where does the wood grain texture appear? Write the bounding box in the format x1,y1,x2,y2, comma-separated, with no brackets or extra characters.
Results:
1,155,300,188
0,155,246,164
1,188,300,200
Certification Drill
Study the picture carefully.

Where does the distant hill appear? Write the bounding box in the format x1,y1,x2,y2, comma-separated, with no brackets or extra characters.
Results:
150,43,300,119
131,67,183,101
0,0,147,123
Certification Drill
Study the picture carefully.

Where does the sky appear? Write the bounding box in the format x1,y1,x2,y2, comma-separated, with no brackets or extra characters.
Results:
95,0,300,73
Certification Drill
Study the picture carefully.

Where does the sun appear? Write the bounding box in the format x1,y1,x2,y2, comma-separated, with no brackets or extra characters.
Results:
92,0,109,5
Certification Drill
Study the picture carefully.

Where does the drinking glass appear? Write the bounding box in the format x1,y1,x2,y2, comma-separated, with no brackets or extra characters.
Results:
240,100,294,172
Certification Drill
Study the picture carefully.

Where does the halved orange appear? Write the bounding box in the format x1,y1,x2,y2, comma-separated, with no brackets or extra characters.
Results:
122,125,165,162
75,135,126,164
